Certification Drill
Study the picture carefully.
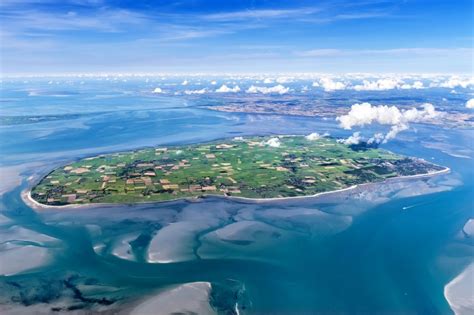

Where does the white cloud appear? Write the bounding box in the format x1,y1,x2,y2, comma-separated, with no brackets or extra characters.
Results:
337,103,400,129
367,133,385,144
412,81,424,89
184,88,208,95
263,137,281,147
182,80,189,86
0,8,149,33
297,48,343,57
466,99,474,109
210,80,217,85
203,8,319,22
246,85,258,93
353,78,402,91
384,123,409,141
216,84,241,93
338,132,362,145
336,102,441,143
305,132,321,141
352,78,425,91
263,78,274,84
435,76,474,89
319,78,346,91
246,84,289,95
403,103,439,122
152,87,163,93
276,76,292,83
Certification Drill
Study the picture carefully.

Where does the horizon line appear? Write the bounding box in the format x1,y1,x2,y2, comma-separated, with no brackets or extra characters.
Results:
2,71,473,78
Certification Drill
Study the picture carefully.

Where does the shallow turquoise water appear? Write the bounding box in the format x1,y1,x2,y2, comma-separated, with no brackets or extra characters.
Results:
0,79,472,314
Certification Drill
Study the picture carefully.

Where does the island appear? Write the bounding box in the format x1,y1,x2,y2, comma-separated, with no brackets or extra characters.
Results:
30,135,447,206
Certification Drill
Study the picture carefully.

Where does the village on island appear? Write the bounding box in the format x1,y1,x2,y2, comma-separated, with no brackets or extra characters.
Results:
30,135,446,206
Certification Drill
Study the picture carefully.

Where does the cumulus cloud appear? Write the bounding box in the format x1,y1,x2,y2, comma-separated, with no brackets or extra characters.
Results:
210,80,217,85
338,103,401,129
263,78,274,84
216,84,241,93
409,81,424,89
466,98,474,109
182,80,189,86
276,76,292,83
305,132,321,141
184,88,208,95
351,78,424,91
434,76,474,89
338,132,362,145
353,78,402,91
336,102,441,143
246,85,259,93
152,87,163,93
367,133,385,144
318,78,346,91
263,137,281,147
246,84,289,95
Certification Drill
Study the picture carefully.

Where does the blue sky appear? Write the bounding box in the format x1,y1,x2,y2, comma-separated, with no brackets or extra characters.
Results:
1,0,472,75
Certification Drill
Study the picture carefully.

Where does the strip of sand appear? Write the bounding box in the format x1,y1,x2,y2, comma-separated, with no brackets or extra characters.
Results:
444,263,474,315
129,282,216,315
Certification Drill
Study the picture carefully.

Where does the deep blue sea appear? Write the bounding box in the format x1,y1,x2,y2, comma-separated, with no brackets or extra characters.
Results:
0,77,472,314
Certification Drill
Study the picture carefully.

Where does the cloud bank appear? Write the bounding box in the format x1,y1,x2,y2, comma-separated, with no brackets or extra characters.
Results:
352,78,424,91
311,77,427,92
336,102,441,143
433,77,474,89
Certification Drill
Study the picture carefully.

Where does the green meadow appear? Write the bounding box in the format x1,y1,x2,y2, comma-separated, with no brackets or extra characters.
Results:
31,136,443,205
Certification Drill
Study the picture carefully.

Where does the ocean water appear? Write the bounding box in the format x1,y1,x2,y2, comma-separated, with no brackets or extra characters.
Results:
0,78,473,314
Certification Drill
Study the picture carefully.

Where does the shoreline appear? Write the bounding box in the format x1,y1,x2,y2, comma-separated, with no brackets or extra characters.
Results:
22,166,450,211
444,263,474,315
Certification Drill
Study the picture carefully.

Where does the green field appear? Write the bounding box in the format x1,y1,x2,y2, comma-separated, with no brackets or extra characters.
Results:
31,136,444,205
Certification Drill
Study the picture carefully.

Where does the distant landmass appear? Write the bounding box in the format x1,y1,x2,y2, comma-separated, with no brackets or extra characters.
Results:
30,136,447,206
